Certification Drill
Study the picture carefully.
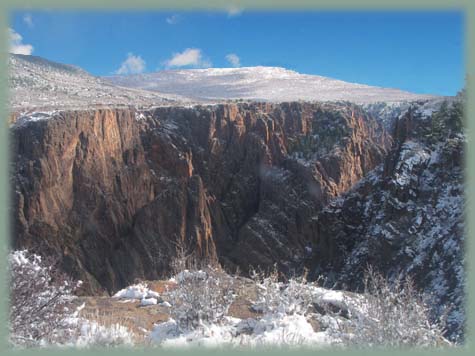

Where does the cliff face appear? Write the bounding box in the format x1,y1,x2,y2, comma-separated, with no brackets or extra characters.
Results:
11,102,389,294
310,106,465,341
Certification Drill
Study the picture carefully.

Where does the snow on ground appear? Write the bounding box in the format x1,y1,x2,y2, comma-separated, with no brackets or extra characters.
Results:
9,52,444,130
149,313,333,349
72,318,136,348
113,283,160,300
11,111,60,128
148,270,363,349
113,283,160,306
106,66,437,104
9,53,191,112
11,249,452,349
393,140,431,187
9,249,138,348
414,97,455,118
140,298,158,306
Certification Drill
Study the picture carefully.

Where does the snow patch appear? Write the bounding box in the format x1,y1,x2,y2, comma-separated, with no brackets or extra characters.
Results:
113,283,160,301
149,314,334,349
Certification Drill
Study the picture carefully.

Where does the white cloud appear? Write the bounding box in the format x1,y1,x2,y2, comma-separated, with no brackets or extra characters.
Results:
166,14,181,25
225,53,240,67
9,28,34,55
164,48,211,68
23,13,34,28
115,53,146,75
227,6,243,17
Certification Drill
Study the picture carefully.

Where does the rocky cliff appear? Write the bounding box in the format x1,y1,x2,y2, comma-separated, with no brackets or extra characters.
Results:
310,102,465,341
11,102,389,295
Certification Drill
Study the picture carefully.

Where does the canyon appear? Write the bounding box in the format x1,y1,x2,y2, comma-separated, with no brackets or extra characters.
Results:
8,54,465,341
11,102,389,294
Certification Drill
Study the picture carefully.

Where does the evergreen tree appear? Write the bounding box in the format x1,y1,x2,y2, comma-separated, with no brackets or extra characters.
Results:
447,100,464,135
430,101,448,141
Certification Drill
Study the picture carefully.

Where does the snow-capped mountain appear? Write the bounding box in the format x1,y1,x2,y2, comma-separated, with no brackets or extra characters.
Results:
106,66,438,104
8,54,189,113
9,54,440,113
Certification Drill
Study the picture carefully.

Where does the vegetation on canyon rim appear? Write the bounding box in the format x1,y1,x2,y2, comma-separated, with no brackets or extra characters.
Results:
9,248,452,349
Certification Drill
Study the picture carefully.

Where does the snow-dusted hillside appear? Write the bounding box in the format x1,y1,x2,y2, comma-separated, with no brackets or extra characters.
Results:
8,54,190,113
9,54,441,114
106,66,437,104
362,97,455,130
311,99,465,341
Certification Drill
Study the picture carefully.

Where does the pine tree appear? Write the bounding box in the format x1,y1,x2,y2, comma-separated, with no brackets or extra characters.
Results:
446,100,463,135
430,101,449,141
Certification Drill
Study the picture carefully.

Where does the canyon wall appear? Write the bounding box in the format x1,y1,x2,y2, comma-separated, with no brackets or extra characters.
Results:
11,102,389,294
310,108,465,340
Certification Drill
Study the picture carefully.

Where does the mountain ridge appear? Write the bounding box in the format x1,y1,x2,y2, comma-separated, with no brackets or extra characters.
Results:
8,54,190,112
105,65,439,104
9,54,440,113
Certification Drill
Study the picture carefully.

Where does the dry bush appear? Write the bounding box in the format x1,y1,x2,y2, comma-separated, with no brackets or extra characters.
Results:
249,265,281,314
79,310,143,346
336,267,451,349
250,265,314,316
167,267,235,331
9,250,80,347
10,249,142,348
73,310,138,347
169,239,220,276
166,248,235,331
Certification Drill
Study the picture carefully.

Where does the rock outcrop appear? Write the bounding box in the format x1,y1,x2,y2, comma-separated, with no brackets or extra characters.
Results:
310,104,465,341
11,102,389,295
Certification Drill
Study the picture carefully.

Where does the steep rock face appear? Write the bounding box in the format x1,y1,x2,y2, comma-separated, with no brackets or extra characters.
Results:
13,110,157,294
310,106,465,341
11,102,389,294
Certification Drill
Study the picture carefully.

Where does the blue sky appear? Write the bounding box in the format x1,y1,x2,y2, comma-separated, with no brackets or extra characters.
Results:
10,10,464,95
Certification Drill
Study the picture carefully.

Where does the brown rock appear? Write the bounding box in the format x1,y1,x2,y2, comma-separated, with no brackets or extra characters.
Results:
11,102,389,294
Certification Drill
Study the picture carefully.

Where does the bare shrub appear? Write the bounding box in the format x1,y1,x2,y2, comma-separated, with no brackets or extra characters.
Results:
167,265,235,331
336,267,451,349
163,240,234,332
166,238,233,332
250,265,314,316
169,240,196,276
73,317,137,348
9,250,80,347
78,310,142,346
10,250,141,348
283,272,315,315
169,239,220,276
249,265,281,314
